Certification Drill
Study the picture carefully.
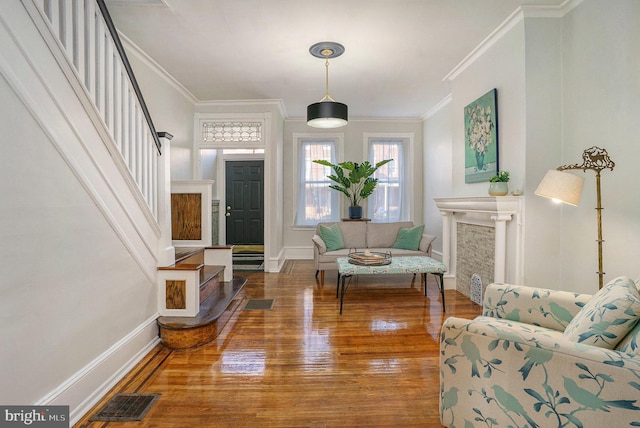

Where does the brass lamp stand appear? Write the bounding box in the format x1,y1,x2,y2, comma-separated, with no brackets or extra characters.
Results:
535,146,615,289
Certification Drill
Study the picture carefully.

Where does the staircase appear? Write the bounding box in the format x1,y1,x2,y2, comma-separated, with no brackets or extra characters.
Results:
157,248,247,349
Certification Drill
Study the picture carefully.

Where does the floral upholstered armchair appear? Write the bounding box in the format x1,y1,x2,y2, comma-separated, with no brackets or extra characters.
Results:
439,276,640,428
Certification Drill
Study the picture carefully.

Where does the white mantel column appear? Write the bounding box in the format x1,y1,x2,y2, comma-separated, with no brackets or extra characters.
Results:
491,213,512,284
156,132,175,267
440,212,455,289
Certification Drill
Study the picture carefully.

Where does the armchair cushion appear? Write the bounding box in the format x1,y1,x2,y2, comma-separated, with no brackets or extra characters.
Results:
616,319,640,356
391,224,425,251
563,276,640,349
318,223,344,252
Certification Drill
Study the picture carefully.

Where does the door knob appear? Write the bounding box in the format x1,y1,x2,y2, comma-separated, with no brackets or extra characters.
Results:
226,212,231,217
227,205,231,210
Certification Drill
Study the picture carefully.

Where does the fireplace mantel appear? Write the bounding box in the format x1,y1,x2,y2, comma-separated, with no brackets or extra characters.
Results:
434,196,524,292
434,196,521,215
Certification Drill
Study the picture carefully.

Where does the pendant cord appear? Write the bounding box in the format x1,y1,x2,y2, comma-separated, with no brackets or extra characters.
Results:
320,51,335,102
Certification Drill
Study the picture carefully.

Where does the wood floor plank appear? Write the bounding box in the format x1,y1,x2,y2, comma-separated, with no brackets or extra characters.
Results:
75,260,481,427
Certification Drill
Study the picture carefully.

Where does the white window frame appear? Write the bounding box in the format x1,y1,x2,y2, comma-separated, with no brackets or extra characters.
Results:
364,133,414,222
293,133,344,228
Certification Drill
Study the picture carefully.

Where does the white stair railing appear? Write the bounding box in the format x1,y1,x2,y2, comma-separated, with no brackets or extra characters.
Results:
34,0,160,219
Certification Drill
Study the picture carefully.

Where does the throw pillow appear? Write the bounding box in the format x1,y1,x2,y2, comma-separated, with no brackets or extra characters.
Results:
563,276,640,349
391,224,425,251
318,223,345,252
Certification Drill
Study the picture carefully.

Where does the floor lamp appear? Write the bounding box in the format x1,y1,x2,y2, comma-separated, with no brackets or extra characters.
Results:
534,146,615,289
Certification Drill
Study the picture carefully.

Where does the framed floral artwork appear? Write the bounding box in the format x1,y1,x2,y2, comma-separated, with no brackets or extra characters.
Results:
464,88,499,183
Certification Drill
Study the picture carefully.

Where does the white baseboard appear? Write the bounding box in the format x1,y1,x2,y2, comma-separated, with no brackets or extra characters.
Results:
36,315,160,425
283,246,313,260
265,248,286,272
443,274,456,290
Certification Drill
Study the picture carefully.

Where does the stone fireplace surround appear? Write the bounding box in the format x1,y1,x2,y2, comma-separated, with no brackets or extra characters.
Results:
434,196,524,294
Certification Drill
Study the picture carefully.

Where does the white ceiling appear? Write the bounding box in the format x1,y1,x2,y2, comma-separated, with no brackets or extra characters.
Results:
105,0,565,119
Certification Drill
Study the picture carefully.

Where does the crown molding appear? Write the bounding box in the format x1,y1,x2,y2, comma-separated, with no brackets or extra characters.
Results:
196,99,288,119
522,0,584,18
118,33,288,119
422,94,452,120
118,31,199,104
443,0,584,82
443,7,524,82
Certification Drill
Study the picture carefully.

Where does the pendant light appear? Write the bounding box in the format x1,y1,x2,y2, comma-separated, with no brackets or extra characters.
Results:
307,42,348,128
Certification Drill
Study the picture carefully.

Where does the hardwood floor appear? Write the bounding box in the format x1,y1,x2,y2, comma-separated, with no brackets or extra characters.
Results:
75,260,482,427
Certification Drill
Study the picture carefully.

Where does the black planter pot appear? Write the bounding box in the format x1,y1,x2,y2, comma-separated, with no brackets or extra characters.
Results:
348,206,362,219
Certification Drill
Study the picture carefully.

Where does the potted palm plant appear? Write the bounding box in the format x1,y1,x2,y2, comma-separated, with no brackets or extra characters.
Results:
313,159,393,219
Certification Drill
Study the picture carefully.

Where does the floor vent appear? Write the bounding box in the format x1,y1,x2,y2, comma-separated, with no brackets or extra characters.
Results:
90,393,160,422
243,298,275,310
470,274,483,305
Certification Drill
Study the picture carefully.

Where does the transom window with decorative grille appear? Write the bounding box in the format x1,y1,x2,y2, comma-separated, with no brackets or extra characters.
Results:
202,122,262,143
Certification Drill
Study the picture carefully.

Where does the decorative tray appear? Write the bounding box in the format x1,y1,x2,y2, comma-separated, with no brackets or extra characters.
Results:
347,250,392,266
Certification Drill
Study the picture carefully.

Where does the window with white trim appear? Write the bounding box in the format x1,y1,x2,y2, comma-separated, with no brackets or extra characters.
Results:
295,137,341,226
367,136,411,222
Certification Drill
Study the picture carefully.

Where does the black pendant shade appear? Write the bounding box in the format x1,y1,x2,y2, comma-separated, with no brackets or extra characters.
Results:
307,101,348,128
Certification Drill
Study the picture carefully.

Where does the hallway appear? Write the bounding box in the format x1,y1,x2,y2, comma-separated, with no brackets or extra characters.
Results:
77,260,481,427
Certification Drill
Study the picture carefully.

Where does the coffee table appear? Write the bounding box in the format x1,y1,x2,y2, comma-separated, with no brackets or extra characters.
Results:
336,256,447,314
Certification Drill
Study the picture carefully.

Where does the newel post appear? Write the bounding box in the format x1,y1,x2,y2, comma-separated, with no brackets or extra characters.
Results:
156,132,175,267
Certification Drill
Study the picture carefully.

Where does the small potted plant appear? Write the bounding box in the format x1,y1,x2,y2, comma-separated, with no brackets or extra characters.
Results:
313,159,393,219
488,170,509,196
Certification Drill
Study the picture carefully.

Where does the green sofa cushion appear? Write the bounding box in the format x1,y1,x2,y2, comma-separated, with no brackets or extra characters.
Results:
391,224,424,251
318,223,345,252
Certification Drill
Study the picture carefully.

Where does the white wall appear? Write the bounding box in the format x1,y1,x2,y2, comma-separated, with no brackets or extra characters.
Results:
555,0,640,292
522,17,564,287
283,118,423,251
449,19,527,197
422,99,452,255
425,17,526,284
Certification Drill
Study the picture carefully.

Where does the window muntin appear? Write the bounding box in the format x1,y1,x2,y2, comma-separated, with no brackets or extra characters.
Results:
367,138,408,222
295,139,340,226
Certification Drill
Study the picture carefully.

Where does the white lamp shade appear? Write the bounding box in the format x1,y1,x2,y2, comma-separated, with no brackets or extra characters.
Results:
534,170,585,206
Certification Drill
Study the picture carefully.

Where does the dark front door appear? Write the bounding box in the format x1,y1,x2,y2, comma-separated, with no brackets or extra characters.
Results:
225,160,264,245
